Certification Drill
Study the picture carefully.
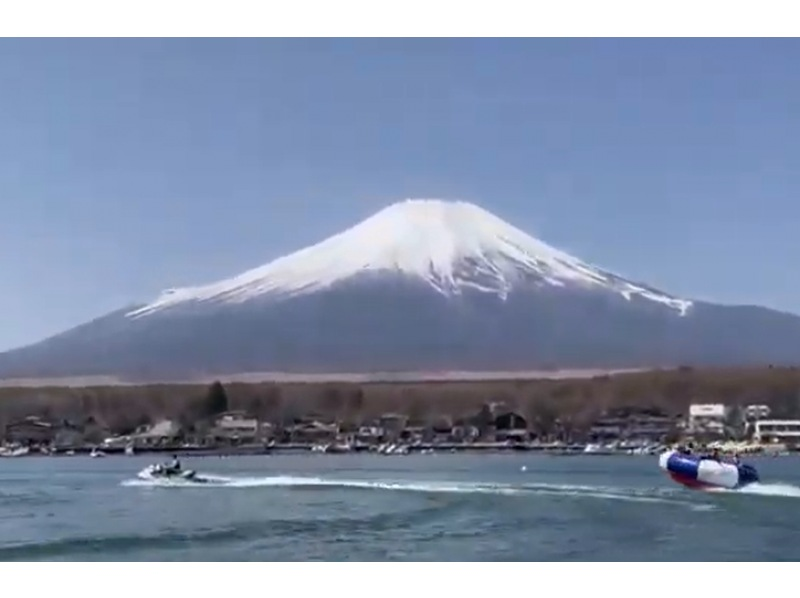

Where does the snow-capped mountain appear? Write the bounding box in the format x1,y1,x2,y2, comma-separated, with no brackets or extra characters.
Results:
128,199,691,318
2,198,800,381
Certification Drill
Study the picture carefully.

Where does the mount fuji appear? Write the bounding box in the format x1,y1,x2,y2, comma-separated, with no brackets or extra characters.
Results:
3,198,800,381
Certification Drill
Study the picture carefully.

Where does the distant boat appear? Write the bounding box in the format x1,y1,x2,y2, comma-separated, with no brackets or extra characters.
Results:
379,443,409,455
90,448,106,458
583,443,614,455
0,446,30,457
124,444,135,456
310,442,352,454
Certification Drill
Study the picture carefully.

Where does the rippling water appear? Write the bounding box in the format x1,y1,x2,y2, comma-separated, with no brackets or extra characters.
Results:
1,453,800,560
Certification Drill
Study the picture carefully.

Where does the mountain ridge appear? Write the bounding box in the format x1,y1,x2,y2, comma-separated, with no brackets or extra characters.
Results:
2,197,799,380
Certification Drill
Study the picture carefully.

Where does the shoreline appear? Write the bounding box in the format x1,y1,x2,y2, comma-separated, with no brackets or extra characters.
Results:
4,442,796,458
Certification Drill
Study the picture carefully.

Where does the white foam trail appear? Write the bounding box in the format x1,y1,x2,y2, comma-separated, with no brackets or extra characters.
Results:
122,475,519,493
121,473,237,487
121,475,702,508
731,482,800,498
518,483,699,507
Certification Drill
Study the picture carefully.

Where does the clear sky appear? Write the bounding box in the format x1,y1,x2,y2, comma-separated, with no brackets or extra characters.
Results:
2,38,800,351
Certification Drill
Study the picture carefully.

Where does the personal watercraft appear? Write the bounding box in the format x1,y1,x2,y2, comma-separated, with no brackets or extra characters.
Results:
659,449,759,490
137,463,209,483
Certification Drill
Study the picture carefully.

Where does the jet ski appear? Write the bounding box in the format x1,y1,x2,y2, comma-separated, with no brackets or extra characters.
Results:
137,463,209,483
659,448,759,490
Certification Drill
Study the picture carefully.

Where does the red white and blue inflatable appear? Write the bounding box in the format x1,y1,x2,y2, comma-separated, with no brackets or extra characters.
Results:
659,449,760,490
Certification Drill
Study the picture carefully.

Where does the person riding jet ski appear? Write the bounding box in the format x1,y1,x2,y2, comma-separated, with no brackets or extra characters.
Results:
153,455,181,476
165,454,181,475
141,456,202,482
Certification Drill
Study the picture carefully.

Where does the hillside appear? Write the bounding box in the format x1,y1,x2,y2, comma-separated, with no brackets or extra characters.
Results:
3,199,800,379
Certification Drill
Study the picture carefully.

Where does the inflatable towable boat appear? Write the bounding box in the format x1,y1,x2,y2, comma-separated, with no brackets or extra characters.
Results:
659,450,759,490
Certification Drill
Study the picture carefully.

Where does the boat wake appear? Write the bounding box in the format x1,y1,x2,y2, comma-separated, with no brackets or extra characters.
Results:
122,474,242,487
719,482,800,498
121,474,712,509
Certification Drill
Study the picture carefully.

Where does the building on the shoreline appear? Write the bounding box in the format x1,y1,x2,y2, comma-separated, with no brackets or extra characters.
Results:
129,419,181,447
751,419,800,445
493,411,528,442
451,424,480,443
744,404,771,421
210,411,269,444
356,425,385,444
494,411,527,430
4,416,57,445
687,403,728,436
379,414,409,440
400,425,427,443
427,417,457,443
287,420,339,444
589,407,677,443
588,417,623,441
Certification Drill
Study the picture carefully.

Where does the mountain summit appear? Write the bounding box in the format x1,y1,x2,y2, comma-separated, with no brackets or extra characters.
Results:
129,199,691,318
3,197,800,381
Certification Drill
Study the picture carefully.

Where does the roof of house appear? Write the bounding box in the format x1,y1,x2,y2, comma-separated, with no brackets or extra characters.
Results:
217,410,251,418
7,416,54,429
294,421,338,431
135,419,178,438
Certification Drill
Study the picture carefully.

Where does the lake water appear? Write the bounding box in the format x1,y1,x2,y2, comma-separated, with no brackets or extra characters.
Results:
1,452,799,561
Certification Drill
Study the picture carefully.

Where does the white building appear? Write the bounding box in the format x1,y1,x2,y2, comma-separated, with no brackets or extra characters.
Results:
744,404,771,421
128,419,181,447
688,403,728,435
752,419,800,444
211,411,266,443
215,411,258,433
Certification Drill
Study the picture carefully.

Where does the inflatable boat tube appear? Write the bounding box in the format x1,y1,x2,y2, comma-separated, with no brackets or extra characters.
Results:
658,450,759,490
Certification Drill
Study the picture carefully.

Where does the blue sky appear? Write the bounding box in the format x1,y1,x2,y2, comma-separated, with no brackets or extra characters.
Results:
2,38,800,351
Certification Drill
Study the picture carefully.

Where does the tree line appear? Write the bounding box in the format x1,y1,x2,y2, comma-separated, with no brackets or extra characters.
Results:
1,365,800,436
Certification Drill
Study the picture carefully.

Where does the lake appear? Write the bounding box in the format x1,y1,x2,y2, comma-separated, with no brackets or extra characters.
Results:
1,452,799,560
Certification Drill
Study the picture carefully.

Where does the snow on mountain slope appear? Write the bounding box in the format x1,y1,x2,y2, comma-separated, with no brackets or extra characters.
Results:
127,199,692,318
